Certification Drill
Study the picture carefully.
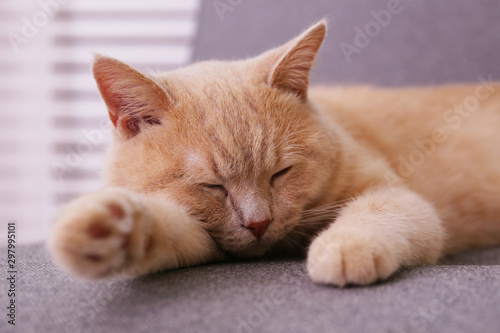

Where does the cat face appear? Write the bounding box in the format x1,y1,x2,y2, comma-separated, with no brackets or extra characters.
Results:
94,21,338,256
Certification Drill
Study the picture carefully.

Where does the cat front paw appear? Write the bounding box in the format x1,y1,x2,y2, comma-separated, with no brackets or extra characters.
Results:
48,188,151,279
307,229,401,287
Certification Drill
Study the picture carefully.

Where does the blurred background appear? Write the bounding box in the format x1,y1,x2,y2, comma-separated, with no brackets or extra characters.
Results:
1,0,500,246
0,0,200,245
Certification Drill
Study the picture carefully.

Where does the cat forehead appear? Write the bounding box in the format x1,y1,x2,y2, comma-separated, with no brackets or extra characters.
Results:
156,61,258,102
181,127,278,181
185,152,209,170
183,150,241,182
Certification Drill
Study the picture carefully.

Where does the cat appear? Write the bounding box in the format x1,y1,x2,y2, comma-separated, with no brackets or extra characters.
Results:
49,20,500,286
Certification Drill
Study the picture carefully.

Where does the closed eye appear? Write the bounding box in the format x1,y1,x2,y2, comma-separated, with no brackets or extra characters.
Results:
201,183,228,196
271,166,292,185
142,115,162,125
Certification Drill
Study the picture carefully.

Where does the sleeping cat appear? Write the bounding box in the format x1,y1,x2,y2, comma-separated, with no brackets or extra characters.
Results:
49,20,500,286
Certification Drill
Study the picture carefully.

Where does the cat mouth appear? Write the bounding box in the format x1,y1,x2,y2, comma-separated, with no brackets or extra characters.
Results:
229,217,304,257
211,218,297,258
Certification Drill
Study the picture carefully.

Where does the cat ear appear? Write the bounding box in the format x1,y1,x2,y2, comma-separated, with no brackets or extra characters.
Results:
266,20,326,101
92,55,172,138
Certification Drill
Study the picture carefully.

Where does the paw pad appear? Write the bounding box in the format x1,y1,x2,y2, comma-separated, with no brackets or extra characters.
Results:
83,253,103,262
107,203,125,219
88,224,111,239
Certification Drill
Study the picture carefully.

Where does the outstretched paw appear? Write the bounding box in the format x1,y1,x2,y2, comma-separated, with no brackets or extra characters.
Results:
307,229,401,287
49,188,151,279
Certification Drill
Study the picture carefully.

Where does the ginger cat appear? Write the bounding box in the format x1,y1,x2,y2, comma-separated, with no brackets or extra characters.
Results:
49,20,500,286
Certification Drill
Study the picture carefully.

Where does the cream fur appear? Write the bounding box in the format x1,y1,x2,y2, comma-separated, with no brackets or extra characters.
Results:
49,20,500,286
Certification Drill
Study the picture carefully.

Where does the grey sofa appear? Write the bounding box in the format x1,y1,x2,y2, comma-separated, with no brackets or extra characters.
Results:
3,1,500,332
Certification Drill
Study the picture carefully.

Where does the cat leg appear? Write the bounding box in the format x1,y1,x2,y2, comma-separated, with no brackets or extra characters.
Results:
307,186,445,286
49,187,221,279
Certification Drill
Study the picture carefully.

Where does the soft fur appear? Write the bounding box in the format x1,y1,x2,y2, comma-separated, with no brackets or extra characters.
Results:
49,21,500,286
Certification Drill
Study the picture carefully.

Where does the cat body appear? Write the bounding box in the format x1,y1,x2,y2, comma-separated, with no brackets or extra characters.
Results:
49,21,500,286
311,83,500,254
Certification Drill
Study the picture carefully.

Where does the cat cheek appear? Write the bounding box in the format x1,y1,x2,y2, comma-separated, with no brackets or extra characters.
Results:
271,174,293,190
271,179,285,189
196,191,229,213
272,175,298,193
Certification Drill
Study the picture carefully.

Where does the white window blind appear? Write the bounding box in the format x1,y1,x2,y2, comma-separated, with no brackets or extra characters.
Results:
0,0,201,245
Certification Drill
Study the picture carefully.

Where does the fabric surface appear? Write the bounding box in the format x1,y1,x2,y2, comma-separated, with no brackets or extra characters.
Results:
1,244,500,333
194,0,500,86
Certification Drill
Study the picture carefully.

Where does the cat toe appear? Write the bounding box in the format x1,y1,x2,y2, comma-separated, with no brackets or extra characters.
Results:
307,232,400,287
307,242,347,286
48,189,144,280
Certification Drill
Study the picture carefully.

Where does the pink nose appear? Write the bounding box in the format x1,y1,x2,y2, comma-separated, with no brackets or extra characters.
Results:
245,219,271,239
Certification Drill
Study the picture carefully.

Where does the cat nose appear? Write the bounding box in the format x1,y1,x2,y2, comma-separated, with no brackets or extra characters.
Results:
244,219,271,239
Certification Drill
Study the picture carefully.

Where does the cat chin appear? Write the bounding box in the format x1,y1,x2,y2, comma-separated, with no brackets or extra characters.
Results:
227,243,272,258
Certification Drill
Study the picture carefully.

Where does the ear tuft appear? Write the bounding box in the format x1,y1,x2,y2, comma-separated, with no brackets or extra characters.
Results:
268,20,327,101
92,54,171,138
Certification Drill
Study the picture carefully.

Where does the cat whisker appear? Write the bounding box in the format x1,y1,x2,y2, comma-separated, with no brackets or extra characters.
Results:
287,228,316,239
276,234,307,253
297,200,351,230
301,200,350,214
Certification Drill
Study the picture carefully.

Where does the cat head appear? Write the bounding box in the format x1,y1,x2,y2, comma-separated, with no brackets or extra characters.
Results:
93,20,340,257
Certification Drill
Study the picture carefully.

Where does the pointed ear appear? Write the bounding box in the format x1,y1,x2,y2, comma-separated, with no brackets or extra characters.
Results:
267,20,326,101
92,55,172,138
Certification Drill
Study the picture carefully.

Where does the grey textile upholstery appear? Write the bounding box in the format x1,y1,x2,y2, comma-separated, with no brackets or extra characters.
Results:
194,0,500,86
3,1,500,332
1,245,500,333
